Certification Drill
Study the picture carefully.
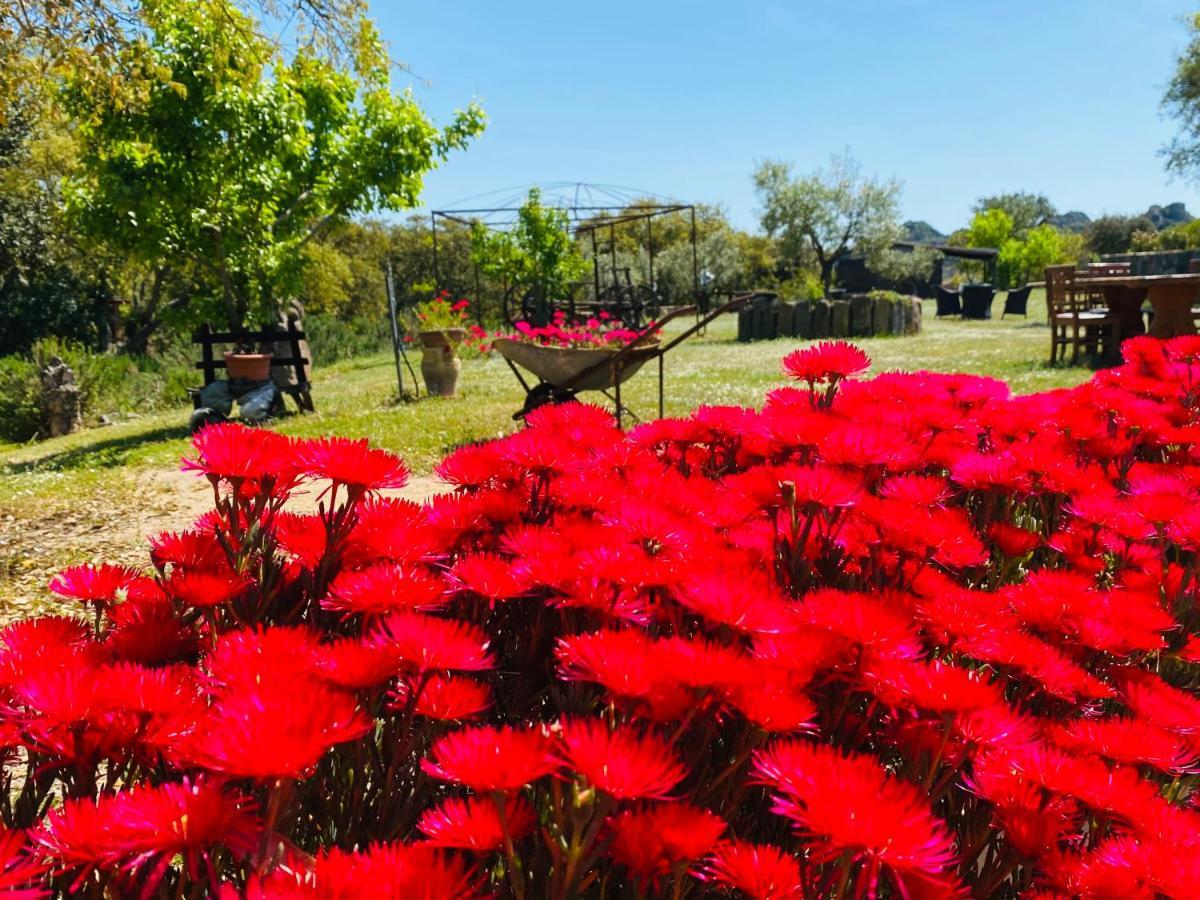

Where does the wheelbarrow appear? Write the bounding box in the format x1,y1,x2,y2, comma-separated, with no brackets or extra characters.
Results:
495,296,754,425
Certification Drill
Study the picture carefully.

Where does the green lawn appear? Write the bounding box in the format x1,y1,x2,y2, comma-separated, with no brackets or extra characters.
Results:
0,292,1091,618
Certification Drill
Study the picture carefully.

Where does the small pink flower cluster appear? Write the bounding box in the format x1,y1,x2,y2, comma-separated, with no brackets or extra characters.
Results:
511,311,648,348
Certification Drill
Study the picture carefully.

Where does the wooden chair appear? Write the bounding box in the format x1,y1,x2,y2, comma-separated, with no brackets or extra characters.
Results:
190,319,314,413
1046,265,1121,364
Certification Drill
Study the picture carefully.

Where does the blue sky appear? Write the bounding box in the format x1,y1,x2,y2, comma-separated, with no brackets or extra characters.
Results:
376,0,1200,233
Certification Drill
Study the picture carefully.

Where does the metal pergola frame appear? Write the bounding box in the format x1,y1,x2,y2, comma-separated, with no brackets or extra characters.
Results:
430,184,701,322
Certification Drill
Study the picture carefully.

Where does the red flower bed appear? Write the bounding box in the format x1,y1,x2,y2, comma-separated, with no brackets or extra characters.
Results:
5,336,1200,897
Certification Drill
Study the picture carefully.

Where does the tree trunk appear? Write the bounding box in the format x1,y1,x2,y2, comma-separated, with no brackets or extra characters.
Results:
819,258,836,292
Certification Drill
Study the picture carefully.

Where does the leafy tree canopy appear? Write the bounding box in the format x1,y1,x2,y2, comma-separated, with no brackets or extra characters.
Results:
754,153,901,290
1164,12,1200,180
971,192,1055,237
470,188,588,305
61,0,485,333
1,0,366,118
1083,214,1156,255
964,208,1014,251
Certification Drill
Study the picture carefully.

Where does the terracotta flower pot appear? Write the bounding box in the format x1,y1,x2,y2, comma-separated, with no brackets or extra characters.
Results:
418,330,466,397
224,351,273,381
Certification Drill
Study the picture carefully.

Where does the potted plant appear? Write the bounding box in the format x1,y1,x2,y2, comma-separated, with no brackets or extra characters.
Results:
411,292,472,396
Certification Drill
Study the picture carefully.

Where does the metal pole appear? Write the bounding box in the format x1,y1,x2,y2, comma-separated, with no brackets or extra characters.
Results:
430,212,440,296
690,206,700,323
591,228,600,302
610,223,617,283
385,258,405,397
647,217,654,288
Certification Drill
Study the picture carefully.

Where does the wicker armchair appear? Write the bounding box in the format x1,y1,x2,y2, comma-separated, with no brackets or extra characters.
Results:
935,286,961,318
961,283,995,320
1001,286,1031,318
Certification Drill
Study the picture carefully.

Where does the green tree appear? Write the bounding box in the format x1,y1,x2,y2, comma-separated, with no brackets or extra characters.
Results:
753,153,901,291
62,0,484,337
964,208,1014,251
971,192,1055,236
1084,215,1156,255
1164,13,1200,179
470,188,588,308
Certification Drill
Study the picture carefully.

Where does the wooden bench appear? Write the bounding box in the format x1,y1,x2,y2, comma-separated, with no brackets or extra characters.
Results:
190,321,314,413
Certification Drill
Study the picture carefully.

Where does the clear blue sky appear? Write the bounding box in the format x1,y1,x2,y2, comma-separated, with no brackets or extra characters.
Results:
375,0,1200,233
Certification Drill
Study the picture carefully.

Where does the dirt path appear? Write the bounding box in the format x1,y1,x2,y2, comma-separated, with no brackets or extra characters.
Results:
0,466,446,624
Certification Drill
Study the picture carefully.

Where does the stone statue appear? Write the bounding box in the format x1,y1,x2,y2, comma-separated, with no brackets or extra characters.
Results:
38,356,82,438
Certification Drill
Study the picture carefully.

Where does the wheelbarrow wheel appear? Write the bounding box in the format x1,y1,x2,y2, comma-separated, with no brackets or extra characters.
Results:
514,382,578,420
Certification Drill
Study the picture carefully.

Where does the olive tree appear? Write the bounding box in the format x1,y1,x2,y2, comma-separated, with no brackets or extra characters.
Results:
62,0,484,337
1164,13,1200,180
753,153,901,292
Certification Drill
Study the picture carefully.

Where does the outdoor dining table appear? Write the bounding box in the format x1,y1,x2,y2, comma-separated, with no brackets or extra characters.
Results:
1074,272,1200,340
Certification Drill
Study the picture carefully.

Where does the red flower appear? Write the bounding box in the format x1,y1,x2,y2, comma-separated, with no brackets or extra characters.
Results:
298,436,409,492
368,612,493,673
422,724,558,792
183,422,294,484
271,513,330,568
986,521,1041,557
35,777,259,887
753,741,959,885
48,564,151,607
310,843,488,898
782,341,870,385
555,629,693,721
0,827,47,899
324,563,446,619
180,680,370,780
164,569,253,609
447,553,531,605
703,840,806,900
318,638,402,690
608,803,726,882
417,795,534,851
559,718,687,800
390,674,492,721
149,529,226,570
674,568,796,635
105,594,197,666
1051,717,1197,773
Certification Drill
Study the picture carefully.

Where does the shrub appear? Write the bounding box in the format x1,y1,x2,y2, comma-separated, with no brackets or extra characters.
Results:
0,339,195,442
7,338,1200,896
303,313,392,365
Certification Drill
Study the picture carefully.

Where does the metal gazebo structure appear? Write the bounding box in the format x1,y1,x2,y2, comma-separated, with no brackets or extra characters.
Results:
430,182,702,327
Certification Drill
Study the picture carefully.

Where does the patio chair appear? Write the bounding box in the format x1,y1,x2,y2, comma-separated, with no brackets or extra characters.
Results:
1046,264,1121,364
935,286,961,317
961,283,995,319
1001,285,1031,318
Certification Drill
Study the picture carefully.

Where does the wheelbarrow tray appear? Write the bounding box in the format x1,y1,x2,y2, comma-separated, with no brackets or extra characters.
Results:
493,338,660,392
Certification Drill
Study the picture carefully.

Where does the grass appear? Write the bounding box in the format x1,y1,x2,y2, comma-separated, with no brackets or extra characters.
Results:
0,291,1087,492
0,291,1092,618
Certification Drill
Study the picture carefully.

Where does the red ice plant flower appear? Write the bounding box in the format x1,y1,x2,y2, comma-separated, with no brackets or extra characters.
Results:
607,803,726,883
782,340,870,386
422,724,559,793
298,436,409,494
558,718,688,801
417,795,535,851
34,778,260,889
